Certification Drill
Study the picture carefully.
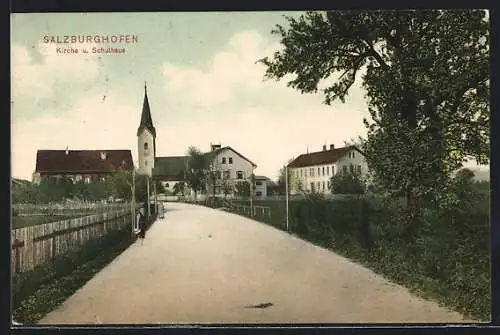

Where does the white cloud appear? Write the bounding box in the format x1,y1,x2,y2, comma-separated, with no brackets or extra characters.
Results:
162,30,280,107
11,42,100,102
11,92,140,180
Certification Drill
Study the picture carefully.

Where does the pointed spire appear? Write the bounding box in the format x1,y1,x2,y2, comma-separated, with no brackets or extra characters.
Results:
137,82,156,137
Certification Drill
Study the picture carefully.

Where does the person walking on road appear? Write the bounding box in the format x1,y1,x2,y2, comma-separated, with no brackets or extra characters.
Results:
137,207,147,245
159,201,165,219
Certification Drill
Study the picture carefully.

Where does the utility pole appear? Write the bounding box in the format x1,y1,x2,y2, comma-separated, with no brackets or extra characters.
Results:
153,179,157,214
147,176,151,219
249,173,255,217
285,165,289,232
131,169,136,236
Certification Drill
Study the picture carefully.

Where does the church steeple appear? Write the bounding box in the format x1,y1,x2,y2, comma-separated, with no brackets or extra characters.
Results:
137,82,156,137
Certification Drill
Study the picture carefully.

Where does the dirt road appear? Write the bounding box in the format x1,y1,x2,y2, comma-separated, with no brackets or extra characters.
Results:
38,202,472,324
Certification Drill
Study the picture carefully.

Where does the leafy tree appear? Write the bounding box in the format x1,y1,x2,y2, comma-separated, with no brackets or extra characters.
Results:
222,180,233,198
329,167,366,195
235,181,250,197
444,168,480,209
134,174,149,203
185,146,206,201
173,181,186,196
277,159,294,195
260,10,489,214
205,154,220,199
12,180,40,204
107,170,134,200
38,178,64,203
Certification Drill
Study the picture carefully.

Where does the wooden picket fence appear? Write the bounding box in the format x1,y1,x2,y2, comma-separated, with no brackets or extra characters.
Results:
11,208,133,274
231,204,272,219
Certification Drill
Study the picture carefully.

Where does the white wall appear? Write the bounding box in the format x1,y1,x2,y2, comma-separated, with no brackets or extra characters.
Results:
254,179,267,197
137,129,155,176
336,149,368,177
209,148,255,194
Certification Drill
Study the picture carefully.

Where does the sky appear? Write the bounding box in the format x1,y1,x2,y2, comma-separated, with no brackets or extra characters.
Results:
10,12,486,182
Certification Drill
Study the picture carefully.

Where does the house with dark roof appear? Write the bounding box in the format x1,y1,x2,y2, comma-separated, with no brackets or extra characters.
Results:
32,149,134,184
286,144,367,194
136,85,257,198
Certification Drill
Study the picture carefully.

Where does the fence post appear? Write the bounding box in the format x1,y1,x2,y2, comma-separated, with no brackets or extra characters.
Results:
12,239,24,274
51,236,56,259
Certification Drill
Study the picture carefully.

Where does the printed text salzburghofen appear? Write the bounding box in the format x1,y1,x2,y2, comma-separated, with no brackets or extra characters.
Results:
43,34,138,44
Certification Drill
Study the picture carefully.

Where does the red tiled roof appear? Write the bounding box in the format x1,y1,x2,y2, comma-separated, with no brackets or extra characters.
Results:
287,146,363,168
35,150,134,174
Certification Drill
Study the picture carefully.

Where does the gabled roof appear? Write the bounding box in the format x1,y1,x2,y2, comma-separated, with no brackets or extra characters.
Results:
204,146,257,168
35,150,134,173
255,175,270,180
137,84,156,137
152,146,257,180
153,156,188,181
287,145,363,168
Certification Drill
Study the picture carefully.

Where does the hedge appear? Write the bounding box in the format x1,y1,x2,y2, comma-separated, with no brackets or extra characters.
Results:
228,195,490,321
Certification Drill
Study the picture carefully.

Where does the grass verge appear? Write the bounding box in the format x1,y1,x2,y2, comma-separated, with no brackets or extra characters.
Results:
12,229,135,324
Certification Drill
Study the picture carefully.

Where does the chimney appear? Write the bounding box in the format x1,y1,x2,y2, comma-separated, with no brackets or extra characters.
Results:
211,143,221,151
322,145,327,152
65,147,69,155
100,152,107,160
330,144,335,150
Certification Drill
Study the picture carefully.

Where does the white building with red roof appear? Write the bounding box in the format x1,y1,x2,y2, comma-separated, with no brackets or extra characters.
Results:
286,144,368,195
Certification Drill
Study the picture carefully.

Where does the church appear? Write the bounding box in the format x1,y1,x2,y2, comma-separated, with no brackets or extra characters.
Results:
32,84,264,198
137,85,260,198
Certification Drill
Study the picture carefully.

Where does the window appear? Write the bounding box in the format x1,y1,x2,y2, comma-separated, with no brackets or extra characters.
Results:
229,157,233,164
85,176,91,184
310,182,315,191
352,151,355,158
327,166,330,175
310,168,314,177
144,142,148,150
350,164,354,173
217,171,222,179
332,165,335,175
322,167,325,176
342,165,347,174
237,171,243,179
317,182,320,190
222,157,227,164
322,181,325,191
356,165,361,175
256,181,262,186
318,167,320,175
256,191,262,196
224,171,231,180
